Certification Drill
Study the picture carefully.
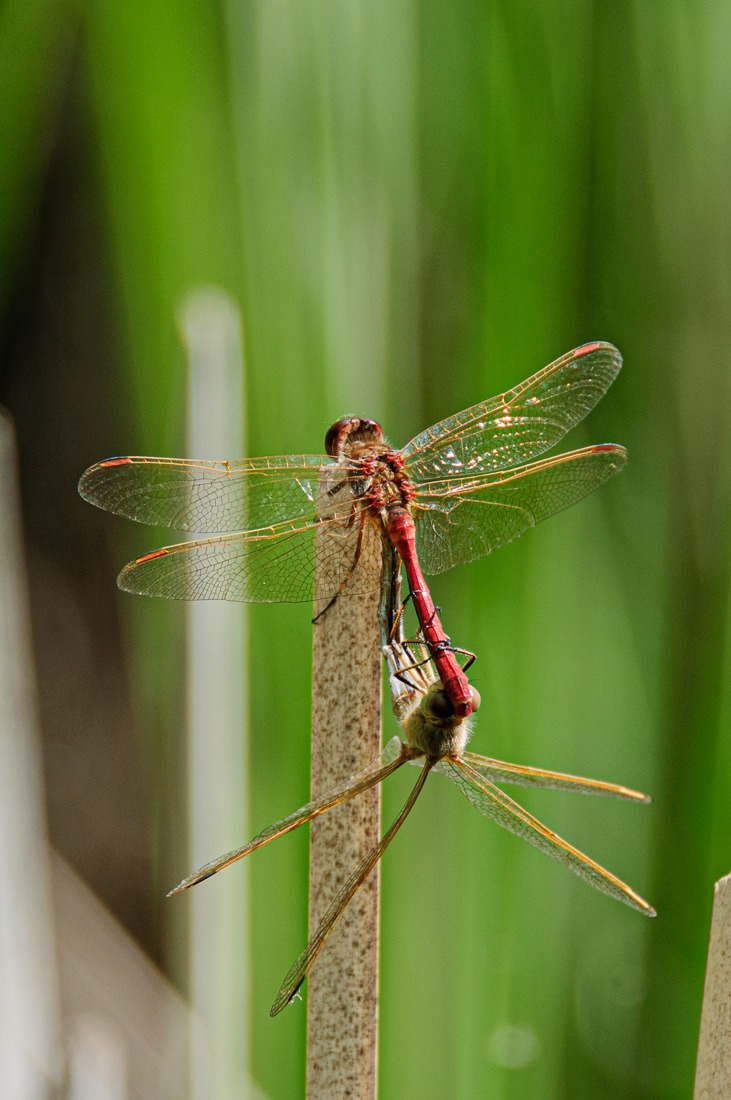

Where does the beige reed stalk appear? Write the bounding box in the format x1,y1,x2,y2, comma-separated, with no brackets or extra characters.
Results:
307,482,383,1099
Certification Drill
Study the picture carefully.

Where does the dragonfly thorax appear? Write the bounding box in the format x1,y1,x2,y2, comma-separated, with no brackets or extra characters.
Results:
326,416,417,519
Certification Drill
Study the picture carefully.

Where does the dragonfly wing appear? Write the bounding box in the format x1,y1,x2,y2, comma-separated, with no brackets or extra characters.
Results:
462,752,651,802
401,342,621,482
169,736,408,894
437,758,655,915
270,760,430,1015
413,443,626,573
117,509,384,602
78,454,336,532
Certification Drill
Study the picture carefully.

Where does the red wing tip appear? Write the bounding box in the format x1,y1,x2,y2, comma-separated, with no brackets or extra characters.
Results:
591,444,624,454
135,548,170,564
100,457,133,468
574,340,621,358
575,341,604,356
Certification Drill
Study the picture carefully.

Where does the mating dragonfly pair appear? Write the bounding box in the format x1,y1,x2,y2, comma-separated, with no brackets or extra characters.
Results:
79,340,655,1015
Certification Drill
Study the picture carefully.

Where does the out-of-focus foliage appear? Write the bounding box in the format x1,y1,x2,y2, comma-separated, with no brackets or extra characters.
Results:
2,2,730,1097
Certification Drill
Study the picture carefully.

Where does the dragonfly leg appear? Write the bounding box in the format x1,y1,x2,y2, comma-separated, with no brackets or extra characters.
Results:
400,588,414,613
387,597,408,645
411,602,475,663
450,646,476,673
394,645,439,681
395,665,419,687
429,637,476,675
325,473,356,500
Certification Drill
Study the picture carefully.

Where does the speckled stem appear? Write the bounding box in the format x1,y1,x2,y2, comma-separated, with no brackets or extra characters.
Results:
306,487,383,1098
694,872,731,1098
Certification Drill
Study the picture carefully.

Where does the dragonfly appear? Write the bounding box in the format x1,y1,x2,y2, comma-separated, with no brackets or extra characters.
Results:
167,556,654,1017
78,341,627,719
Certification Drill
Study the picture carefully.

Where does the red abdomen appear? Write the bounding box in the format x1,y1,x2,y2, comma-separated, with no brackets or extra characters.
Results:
385,509,474,718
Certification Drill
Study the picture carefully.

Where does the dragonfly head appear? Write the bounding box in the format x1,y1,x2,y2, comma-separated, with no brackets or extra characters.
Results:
420,688,455,721
403,682,476,758
420,684,481,722
325,417,385,460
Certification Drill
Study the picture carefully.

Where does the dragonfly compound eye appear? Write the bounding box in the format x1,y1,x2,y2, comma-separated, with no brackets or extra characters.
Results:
420,689,454,721
469,687,482,713
324,418,352,456
324,417,385,457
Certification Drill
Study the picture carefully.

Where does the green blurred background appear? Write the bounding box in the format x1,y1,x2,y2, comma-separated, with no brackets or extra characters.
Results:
1,2,730,1097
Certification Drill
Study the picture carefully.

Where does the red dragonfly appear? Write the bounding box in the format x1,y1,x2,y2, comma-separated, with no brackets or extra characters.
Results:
79,341,626,717
167,557,654,1016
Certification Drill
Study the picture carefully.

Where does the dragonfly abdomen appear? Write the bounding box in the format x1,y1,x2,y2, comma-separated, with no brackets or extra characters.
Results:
385,508,476,719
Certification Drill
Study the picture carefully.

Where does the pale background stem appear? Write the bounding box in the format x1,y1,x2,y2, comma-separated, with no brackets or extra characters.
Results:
0,411,64,1096
179,289,253,1099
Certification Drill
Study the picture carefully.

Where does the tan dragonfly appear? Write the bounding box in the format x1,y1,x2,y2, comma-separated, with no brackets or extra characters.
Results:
168,558,654,1016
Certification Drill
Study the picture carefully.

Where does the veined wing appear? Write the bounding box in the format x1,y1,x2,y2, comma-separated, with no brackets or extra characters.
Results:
79,453,338,532
412,443,626,574
437,758,655,915
168,737,407,894
270,760,430,1016
462,752,650,802
401,342,621,482
117,506,383,602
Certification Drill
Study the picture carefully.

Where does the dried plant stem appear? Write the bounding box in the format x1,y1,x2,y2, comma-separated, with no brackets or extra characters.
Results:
307,503,383,1098
694,871,731,1098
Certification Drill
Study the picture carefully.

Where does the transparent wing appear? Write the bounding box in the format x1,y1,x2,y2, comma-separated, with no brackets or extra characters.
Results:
116,508,385,602
462,752,650,802
401,342,622,482
413,443,626,574
270,760,430,1016
168,737,407,895
78,454,336,532
437,758,655,915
